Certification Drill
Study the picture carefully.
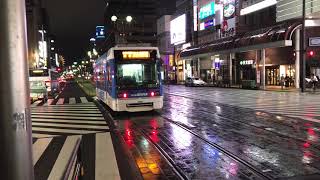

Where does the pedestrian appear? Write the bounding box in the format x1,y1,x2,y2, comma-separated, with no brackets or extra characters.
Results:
311,73,318,92
285,74,290,87
280,74,285,90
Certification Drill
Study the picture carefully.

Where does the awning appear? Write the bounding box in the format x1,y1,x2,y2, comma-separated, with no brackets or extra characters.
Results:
180,21,301,58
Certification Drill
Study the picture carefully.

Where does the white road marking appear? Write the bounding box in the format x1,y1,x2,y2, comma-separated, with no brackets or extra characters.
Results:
47,99,54,105
32,133,59,139
32,122,109,130
32,127,104,134
69,98,76,104
48,136,81,180
31,110,101,114
32,138,52,165
95,133,120,180
80,97,89,103
31,100,42,107
31,115,105,120
31,112,103,117
57,98,64,105
32,118,106,124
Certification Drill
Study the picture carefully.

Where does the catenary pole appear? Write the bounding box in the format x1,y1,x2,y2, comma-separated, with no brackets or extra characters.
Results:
301,0,306,92
0,0,34,179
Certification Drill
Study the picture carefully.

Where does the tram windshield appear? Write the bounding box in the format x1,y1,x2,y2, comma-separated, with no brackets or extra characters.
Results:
117,62,158,89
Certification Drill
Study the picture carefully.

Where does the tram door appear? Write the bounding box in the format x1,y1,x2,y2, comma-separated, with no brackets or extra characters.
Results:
266,66,280,86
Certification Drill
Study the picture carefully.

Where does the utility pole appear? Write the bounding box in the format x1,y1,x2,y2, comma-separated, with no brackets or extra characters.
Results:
301,0,306,92
0,0,34,179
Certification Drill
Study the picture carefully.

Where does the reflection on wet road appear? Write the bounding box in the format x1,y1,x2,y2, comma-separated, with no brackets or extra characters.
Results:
113,94,320,179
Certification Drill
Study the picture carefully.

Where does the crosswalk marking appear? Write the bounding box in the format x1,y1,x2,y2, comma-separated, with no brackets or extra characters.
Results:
47,136,80,180
33,133,119,180
47,99,54,105
33,97,92,106
32,100,42,107
31,110,101,114
32,133,59,139
32,112,103,117
69,98,76,104
57,98,64,105
32,122,109,130
33,138,52,165
31,102,108,137
32,115,105,120
80,97,88,103
32,119,107,124
95,133,120,180
32,127,104,135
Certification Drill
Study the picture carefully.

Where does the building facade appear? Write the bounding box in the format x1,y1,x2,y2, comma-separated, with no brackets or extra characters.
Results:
176,0,320,90
26,0,54,70
157,15,175,82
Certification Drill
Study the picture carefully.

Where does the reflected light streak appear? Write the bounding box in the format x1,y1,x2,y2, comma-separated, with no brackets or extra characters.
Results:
170,124,192,149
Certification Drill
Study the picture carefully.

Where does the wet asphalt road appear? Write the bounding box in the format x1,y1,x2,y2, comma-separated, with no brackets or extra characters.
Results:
112,88,320,180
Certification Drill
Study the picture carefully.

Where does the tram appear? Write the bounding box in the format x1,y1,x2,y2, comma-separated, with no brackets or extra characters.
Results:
94,46,163,112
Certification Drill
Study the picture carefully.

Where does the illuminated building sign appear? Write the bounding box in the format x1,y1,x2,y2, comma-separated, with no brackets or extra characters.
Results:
241,0,277,16
96,26,105,39
204,19,214,29
170,14,186,45
122,51,150,59
240,60,254,65
224,2,236,18
199,2,215,19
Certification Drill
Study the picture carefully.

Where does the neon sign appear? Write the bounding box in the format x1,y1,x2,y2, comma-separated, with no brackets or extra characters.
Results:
199,2,215,20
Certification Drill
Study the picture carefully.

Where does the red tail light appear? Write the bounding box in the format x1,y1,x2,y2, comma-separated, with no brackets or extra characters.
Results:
123,93,128,98
150,92,155,97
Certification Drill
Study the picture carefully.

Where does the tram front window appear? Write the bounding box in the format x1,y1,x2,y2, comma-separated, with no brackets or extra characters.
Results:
117,63,158,89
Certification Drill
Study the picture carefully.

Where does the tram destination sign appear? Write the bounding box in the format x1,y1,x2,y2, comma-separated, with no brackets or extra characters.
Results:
115,50,157,61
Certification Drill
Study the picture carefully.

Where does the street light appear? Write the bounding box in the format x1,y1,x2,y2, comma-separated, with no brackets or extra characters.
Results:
126,15,133,23
87,51,92,58
93,49,98,56
111,15,117,22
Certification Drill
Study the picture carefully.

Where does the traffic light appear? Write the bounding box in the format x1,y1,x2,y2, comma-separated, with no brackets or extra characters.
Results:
308,50,315,57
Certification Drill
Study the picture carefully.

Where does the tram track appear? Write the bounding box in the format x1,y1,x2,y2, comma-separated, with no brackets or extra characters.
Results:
132,117,273,180
131,122,189,180
163,96,320,149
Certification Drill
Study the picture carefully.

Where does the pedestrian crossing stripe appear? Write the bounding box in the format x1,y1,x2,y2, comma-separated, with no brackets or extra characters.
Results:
31,103,108,138
32,133,120,180
57,98,64,105
69,97,76,104
31,96,92,106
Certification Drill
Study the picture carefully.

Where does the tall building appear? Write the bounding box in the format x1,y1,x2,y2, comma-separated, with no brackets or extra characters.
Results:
176,0,320,90
157,15,174,82
98,0,171,53
26,0,52,69
26,0,41,69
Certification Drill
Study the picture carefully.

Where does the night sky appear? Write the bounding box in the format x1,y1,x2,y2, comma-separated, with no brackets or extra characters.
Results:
43,0,106,65
44,0,176,65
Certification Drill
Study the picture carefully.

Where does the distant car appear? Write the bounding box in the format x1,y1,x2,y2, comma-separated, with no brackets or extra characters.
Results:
29,81,48,102
185,77,207,87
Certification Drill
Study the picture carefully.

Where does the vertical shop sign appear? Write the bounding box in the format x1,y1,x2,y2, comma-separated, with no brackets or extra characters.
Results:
221,0,237,37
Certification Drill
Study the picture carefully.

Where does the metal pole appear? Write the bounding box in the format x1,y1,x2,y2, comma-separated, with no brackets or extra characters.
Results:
301,0,306,92
0,0,34,179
